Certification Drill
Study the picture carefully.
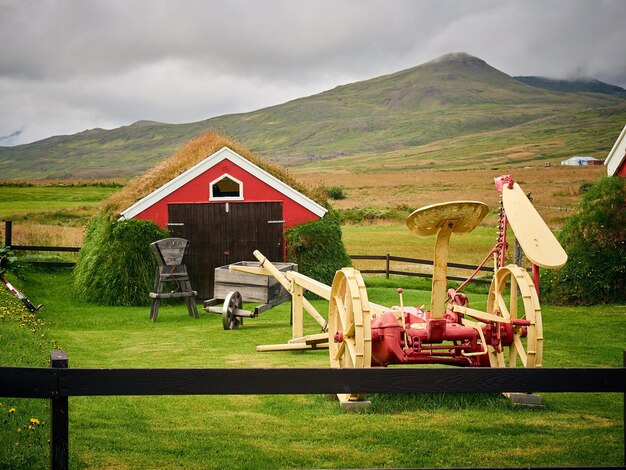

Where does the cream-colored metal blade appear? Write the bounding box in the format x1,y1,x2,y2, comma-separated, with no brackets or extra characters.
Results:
502,183,567,269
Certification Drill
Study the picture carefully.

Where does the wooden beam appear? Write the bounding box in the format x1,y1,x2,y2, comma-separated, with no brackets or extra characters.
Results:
253,250,292,292
286,271,331,300
292,283,304,338
229,265,272,277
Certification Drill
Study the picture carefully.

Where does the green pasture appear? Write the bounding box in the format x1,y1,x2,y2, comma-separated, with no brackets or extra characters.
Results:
0,185,117,225
342,223,497,265
1,267,624,469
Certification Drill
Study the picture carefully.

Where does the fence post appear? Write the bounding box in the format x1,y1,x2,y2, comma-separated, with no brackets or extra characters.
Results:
4,220,12,247
385,253,390,279
50,350,69,470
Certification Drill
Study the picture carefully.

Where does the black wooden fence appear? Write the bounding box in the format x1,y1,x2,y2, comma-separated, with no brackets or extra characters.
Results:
0,350,624,470
3,221,79,267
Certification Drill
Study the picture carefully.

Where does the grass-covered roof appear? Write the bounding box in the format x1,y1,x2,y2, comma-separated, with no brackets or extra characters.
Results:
103,131,324,215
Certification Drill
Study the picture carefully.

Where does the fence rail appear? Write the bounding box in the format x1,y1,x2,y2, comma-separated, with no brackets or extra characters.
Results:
349,253,495,283
3,221,79,267
0,350,624,470
4,220,497,278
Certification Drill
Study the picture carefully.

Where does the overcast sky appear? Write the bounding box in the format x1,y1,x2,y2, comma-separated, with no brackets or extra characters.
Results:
1,0,625,146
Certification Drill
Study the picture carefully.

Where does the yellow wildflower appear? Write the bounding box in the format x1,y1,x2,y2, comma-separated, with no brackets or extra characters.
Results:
8,407,16,414
30,418,40,425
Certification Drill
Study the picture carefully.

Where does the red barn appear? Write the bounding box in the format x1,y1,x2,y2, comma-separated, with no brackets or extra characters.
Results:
119,146,327,298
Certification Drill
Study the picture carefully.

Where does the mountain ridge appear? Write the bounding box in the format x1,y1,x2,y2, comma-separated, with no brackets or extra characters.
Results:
514,76,626,95
1,52,624,180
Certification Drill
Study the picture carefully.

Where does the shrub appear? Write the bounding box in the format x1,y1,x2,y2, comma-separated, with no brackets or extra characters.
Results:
285,209,351,287
339,206,414,224
542,176,626,305
0,245,19,271
324,185,347,200
73,215,168,306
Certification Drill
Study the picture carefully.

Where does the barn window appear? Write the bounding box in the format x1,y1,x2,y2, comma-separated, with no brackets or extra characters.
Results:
209,174,243,200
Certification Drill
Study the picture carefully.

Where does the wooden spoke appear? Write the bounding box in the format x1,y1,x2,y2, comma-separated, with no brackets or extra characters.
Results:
333,295,348,331
509,275,518,318
334,341,346,361
487,265,543,368
495,292,511,320
513,334,528,367
328,268,372,403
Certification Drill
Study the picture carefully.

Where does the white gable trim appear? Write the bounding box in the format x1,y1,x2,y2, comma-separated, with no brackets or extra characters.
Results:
209,172,244,201
119,147,327,220
605,123,626,176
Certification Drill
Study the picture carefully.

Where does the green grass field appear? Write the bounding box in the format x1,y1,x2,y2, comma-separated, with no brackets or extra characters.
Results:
0,185,117,226
1,267,623,469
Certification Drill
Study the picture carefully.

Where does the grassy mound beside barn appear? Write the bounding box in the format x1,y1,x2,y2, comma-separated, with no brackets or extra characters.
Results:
73,215,167,306
286,209,351,287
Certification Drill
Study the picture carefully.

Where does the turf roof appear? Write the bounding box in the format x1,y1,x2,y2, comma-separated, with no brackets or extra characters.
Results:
103,130,324,215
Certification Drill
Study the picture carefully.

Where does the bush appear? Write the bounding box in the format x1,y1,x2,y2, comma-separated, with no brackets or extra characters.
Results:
73,215,168,306
0,245,19,271
339,205,414,224
285,209,351,287
324,185,347,200
542,176,626,305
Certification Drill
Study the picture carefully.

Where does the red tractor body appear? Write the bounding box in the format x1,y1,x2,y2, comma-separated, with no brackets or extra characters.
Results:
368,304,523,368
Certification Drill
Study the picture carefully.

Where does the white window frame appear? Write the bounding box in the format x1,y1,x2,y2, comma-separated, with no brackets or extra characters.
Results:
209,173,244,201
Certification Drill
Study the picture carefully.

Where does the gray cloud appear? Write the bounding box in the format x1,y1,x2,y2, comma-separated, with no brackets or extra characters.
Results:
1,0,625,145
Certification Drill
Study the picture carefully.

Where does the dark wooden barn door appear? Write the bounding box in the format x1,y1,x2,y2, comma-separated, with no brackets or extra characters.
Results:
168,202,284,299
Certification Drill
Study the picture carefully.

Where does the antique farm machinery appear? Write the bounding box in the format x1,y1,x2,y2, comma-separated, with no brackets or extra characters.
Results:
231,175,567,405
0,256,43,313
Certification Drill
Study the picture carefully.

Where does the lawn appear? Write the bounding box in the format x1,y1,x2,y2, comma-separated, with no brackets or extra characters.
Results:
1,267,624,469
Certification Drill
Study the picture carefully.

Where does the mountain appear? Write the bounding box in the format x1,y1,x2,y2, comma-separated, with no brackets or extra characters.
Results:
515,76,626,95
1,52,625,180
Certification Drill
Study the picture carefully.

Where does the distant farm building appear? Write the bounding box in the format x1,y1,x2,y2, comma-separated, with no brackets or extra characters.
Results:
605,124,626,177
118,144,327,299
560,156,604,166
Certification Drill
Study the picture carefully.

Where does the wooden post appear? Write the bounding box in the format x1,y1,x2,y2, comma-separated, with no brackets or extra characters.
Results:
385,253,390,279
292,283,304,339
50,350,69,470
431,223,454,319
4,220,12,247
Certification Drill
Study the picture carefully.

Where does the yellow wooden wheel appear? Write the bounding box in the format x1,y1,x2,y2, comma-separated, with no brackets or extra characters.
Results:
487,265,543,368
328,268,372,402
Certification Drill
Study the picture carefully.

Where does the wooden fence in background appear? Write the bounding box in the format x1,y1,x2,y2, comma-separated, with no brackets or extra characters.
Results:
5,220,495,280
350,253,494,283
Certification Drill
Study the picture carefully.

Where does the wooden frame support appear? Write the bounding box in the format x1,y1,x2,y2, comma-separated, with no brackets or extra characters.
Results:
230,251,389,352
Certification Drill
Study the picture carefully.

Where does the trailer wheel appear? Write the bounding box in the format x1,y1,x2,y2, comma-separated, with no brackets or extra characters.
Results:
487,265,543,368
222,291,243,330
328,268,372,402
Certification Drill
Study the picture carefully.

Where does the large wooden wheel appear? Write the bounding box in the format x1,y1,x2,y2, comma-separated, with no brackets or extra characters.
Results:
487,265,543,368
328,268,372,402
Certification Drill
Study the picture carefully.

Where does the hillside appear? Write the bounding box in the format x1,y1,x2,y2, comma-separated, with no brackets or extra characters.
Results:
1,52,625,180
515,76,626,95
